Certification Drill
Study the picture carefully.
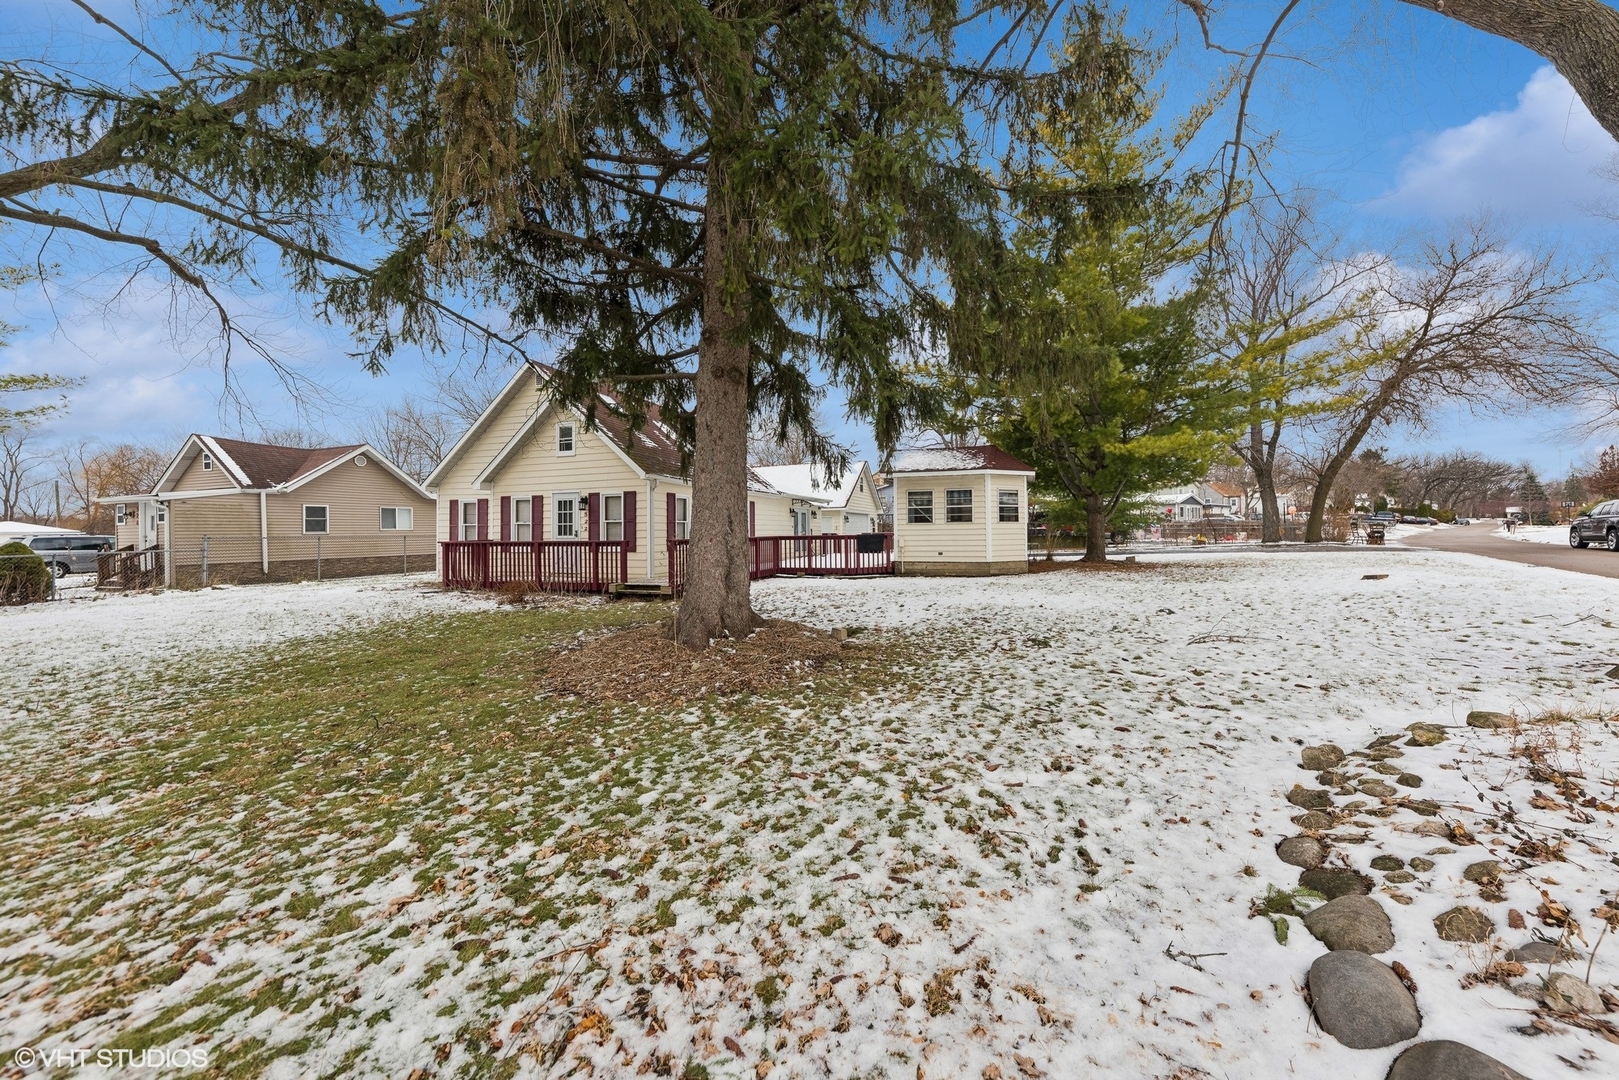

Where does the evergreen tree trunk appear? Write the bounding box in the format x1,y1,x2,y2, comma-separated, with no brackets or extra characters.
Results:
1083,494,1108,563
675,194,757,650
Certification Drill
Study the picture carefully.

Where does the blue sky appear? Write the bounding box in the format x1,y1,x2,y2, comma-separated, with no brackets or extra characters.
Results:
2,0,1616,480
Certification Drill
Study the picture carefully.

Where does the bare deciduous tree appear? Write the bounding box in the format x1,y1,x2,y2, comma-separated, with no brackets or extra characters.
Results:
55,440,169,532
1297,220,1614,541
360,399,460,483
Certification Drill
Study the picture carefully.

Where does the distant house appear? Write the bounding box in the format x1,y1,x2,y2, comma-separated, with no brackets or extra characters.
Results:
1150,482,1241,522
887,445,1035,575
751,463,884,536
100,434,435,585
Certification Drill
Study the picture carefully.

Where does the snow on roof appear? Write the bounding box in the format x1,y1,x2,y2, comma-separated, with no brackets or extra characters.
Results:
0,521,77,536
888,445,1033,474
750,463,867,507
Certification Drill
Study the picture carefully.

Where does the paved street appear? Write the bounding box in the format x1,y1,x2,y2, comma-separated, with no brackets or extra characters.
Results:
1402,521,1619,579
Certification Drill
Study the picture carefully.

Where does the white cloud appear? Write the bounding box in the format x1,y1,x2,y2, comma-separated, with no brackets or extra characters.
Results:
1380,66,1619,223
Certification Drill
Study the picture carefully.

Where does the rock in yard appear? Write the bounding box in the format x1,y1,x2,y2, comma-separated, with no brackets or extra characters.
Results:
1292,810,1334,830
1277,836,1327,869
1505,940,1579,965
1405,802,1443,819
1542,972,1606,1014
1433,906,1494,943
1395,773,1423,788
1302,894,1394,953
1367,747,1405,760
1287,786,1334,811
1299,867,1372,899
1466,710,1516,730
1317,769,1350,787
1301,744,1346,770
1385,1040,1529,1080
1370,855,1404,871
1359,780,1398,799
1384,870,1416,884
1462,860,1501,883
1307,951,1421,1049
1405,724,1447,747
1371,762,1402,776
1408,858,1435,872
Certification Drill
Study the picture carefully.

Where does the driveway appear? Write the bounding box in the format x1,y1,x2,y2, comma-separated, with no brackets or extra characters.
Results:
1400,521,1619,579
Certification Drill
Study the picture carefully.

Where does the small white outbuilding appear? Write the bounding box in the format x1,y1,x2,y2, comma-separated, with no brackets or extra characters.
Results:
887,445,1035,575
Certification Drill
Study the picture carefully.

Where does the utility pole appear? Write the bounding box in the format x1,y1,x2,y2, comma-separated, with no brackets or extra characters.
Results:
54,480,61,526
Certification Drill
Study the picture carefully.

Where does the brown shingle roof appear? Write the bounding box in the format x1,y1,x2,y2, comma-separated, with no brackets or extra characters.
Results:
889,444,1034,474
203,436,364,489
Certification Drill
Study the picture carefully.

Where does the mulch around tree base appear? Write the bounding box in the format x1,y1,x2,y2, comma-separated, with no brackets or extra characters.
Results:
539,618,856,703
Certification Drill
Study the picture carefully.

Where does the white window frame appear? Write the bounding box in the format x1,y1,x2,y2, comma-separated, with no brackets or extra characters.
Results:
907,490,934,525
945,488,973,523
303,504,329,534
674,496,690,540
200,451,213,472
114,504,127,526
380,506,414,531
460,500,478,540
513,497,532,542
556,422,576,456
602,494,624,541
554,492,580,538
998,489,1020,523
156,503,167,524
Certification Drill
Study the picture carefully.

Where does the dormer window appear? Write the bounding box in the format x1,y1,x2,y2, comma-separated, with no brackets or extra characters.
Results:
201,451,213,472
557,422,576,455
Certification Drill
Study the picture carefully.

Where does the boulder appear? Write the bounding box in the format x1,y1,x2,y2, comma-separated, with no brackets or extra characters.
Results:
1462,860,1501,883
1505,940,1578,965
1299,867,1372,899
1302,894,1394,953
1408,857,1435,872
1433,906,1494,943
1466,711,1516,730
1317,769,1350,787
1405,724,1447,747
1276,836,1327,870
1384,870,1416,884
1287,786,1334,811
1359,780,1398,799
1301,744,1346,770
1542,972,1606,1014
1384,1041,1529,1080
1371,762,1402,776
1367,747,1405,760
1370,855,1405,871
1396,773,1423,788
1292,810,1333,831
1307,951,1421,1049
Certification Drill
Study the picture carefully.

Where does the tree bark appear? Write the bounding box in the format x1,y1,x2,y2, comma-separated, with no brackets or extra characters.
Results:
1083,494,1108,563
1399,0,1619,142
674,195,757,650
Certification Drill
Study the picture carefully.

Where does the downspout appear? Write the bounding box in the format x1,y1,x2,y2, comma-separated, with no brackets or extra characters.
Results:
259,490,269,573
161,498,172,586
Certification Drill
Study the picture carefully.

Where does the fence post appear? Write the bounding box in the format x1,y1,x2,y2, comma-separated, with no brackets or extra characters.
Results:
316,535,322,580
403,533,408,575
201,536,209,587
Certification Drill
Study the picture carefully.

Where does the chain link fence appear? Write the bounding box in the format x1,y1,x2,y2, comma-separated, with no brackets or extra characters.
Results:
97,534,437,591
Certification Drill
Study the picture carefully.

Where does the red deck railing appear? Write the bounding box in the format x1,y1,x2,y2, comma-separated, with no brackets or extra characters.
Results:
667,533,892,593
440,540,629,592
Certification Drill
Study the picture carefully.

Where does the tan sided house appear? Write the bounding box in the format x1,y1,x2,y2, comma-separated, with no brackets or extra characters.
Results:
888,445,1034,575
427,364,894,592
101,435,436,587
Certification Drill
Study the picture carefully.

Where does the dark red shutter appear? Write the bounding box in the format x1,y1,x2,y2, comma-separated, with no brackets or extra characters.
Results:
534,495,544,540
499,496,512,541
476,498,489,540
623,491,637,551
587,492,601,542
666,491,677,542
749,500,756,537
448,499,459,541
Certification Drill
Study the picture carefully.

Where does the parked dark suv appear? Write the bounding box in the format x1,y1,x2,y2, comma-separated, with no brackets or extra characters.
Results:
1570,503,1619,549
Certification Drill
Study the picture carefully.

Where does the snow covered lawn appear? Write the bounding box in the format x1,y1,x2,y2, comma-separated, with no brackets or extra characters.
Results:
1499,525,1573,546
1,554,1616,1079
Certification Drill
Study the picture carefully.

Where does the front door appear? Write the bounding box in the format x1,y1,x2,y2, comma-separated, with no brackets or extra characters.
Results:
791,509,810,535
139,503,159,548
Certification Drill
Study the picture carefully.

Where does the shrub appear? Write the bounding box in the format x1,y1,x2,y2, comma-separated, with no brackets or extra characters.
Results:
0,541,51,605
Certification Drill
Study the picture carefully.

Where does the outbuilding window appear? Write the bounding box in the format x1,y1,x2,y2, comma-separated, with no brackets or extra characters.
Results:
303,505,329,534
907,490,933,524
380,507,413,531
945,488,973,523
999,490,1020,523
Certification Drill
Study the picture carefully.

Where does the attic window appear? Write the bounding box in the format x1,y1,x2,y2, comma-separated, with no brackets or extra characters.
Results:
355,455,368,467
201,452,213,472
557,423,576,455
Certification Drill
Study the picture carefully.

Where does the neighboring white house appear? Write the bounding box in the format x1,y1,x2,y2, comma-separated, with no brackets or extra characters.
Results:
888,445,1034,575
750,463,884,536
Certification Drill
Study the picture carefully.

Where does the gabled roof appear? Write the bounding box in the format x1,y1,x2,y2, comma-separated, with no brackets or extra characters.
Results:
752,463,870,508
1207,481,1245,498
889,445,1034,475
145,434,431,501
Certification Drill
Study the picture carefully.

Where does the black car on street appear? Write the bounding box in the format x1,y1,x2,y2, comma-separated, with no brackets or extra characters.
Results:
1570,501,1619,549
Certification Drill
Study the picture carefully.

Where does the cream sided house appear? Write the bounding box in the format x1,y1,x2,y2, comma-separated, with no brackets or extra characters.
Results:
750,463,884,536
101,434,436,586
888,445,1035,575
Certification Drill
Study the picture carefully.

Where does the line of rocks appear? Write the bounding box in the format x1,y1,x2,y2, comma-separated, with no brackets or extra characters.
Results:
1273,713,1542,1080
